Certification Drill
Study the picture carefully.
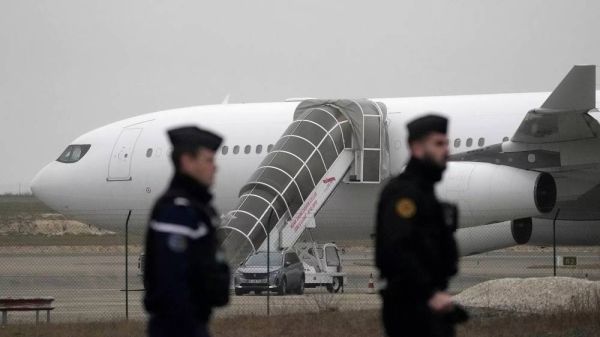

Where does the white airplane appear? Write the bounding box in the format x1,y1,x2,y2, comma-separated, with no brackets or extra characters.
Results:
31,65,600,259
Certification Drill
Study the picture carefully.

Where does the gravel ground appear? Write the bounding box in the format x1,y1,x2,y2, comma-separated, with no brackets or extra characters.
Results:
454,276,600,314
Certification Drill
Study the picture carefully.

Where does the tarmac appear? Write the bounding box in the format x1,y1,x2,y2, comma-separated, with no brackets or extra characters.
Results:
1,250,599,323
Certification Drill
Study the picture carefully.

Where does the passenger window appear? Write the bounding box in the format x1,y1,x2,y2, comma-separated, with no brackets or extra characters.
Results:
454,139,461,148
256,145,263,154
478,138,485,147
156,148,162,157
233,146,240,154
146,148,153,158
466,138,473,147
244,145,251,154
267,144,273,153
222,146,228,155
56,145,91,164
503,136,509,142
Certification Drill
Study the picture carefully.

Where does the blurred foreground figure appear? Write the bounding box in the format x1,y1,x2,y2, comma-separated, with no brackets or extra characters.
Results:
376,115,467,337
144,126,230,337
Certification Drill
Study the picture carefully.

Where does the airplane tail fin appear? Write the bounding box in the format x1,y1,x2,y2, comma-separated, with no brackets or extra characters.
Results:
540,65,596,111
511,65,599,144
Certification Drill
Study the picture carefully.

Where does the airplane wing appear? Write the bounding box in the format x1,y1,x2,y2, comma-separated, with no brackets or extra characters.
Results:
511,65,599,144
450,65,598,170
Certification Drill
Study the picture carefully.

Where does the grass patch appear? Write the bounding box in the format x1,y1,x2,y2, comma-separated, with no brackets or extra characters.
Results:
0,195,54,217
0,320,145,337
0,234,142,247
3,309,600,337
458,311,600,336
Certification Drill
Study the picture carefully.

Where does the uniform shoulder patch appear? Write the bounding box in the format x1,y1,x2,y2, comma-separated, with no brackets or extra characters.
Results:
395,198,417,219
173,197,190,207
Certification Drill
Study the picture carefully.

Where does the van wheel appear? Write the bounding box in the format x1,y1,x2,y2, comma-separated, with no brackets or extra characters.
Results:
326,277,342,293
295,275,305,295
235,288,245,296
278,277,287,295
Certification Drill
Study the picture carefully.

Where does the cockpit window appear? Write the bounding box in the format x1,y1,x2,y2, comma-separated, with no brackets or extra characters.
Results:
57,145,91,163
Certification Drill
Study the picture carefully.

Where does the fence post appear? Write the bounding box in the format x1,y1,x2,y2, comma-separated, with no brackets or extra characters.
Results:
553,208,561,277
267,217,270,316
266,209,275,316
125,210,132,320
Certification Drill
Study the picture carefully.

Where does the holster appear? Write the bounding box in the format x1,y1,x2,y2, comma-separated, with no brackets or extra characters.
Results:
204,259,230,307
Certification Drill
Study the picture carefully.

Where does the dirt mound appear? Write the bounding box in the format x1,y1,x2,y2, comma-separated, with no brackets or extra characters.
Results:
454,277,600,313
0,214,114,236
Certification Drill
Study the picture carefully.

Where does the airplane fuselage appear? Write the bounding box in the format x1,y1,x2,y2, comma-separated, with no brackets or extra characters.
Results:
31,92,600,245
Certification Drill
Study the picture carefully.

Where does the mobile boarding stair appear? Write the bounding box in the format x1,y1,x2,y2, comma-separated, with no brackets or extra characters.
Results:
219,99,390,265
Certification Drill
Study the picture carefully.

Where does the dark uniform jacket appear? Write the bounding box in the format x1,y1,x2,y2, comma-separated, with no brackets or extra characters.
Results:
376,157,459,301
144,173,229,337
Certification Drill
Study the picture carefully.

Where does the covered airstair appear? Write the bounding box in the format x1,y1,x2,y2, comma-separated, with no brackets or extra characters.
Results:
219,99,390,264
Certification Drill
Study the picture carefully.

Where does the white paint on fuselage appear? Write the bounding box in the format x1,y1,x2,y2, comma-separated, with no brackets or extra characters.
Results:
31,92,600,237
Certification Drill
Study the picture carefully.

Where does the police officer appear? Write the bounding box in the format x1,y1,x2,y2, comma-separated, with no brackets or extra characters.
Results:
144,126,230,337
376,115,464,337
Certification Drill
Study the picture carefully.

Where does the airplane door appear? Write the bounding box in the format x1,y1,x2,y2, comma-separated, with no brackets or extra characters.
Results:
107,128,143,181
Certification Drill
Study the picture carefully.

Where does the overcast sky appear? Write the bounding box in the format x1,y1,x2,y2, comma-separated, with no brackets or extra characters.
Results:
1,1,599,193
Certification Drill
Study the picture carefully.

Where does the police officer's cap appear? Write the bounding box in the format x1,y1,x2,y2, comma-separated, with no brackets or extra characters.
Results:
407,114,448,143
167,126,223,152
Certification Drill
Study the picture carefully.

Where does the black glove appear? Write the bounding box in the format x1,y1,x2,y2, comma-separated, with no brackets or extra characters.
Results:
441,202,459,232
203,250,231,308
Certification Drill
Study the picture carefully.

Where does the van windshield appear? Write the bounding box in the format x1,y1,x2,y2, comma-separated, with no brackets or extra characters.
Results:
244,253,282,267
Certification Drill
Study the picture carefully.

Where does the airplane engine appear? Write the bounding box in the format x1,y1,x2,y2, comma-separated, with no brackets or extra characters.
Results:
528,218,600,246
456,218,533,256
437,162,557,227
458,217,600,256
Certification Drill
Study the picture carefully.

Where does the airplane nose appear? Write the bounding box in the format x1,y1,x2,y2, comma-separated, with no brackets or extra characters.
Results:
30,166,44,198
29,160,95,215
30,162,62,210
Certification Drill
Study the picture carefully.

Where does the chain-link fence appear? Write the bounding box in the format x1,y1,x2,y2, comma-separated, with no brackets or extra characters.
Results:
1,195,600,324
